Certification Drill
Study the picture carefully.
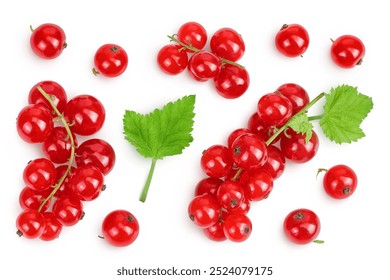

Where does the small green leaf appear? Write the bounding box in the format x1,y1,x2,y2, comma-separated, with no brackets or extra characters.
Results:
122,94,196,202
123,95,196,159
288,113,314,143
320,85,373,144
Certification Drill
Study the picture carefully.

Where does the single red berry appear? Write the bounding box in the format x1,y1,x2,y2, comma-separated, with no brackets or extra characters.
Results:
214,64,249,99
188,194,221,228
16,104,54,143
283,208,321,244
30,23,66,59
230,133,268,169
28,80,67,117
275,23,309,57
321,164,358,199
177,22,207,52
223,213,252,242
216,180,245,211
210,27,245,62
157,44,188,75
16,209,46,239
101,209,139,247
330,34,365,68
200,145,234,178
93,44,128,77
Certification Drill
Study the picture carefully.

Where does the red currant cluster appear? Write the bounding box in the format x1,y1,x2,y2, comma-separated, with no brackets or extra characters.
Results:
157,22,249,99
275,23,365,68
15,79,115,241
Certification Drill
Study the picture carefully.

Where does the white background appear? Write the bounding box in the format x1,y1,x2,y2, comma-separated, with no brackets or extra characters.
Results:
1,0,389,279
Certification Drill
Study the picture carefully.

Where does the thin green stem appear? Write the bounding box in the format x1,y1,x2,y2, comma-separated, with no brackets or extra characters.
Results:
139,158,157,202
265,92,326,146
167,34,245,68
37,86,76,212
308,114,324,121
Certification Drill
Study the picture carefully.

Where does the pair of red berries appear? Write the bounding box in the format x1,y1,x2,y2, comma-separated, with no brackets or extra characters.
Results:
275,23,365,68
157,22,250,99
29,23,128,77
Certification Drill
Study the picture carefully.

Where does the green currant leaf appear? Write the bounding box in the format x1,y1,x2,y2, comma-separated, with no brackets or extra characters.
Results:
122,94,196,202
288,113,314,143
319,85,373,144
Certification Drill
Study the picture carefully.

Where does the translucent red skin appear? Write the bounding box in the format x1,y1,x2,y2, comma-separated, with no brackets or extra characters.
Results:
94,44,128,77
210,27,245,62
30,23,66,59
283,208,321,244
75,138,116,175
275,23,309,57
102,210,139,247
157,44,188,75
330,35,365,68
63,95,106,136
323,164,358,199
177,22,207,52
280,129,319,163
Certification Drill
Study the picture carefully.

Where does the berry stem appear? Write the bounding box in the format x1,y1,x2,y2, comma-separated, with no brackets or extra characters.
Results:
167,34,245,69
265,92,326,146
139,158,157,202
37,86,76,212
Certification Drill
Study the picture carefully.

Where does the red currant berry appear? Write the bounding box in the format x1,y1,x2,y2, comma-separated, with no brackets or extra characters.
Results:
30,23,66,59
64,94,105,136
23,158,57,192
216,180,245,211
194,177,223,197
188,194,221,228
75,138,116,175
68,164,105,201
93,44,128,77
239,168,274,201
257,92,293,127
280,129,319,163
214,64,249,99
52,195,83,226
177,22,207,52
157,44,188,75
101,209,140,247
283,208,321,244
223,213,252,242
16,209,46,239
321,164,358,199
230,133,268,169
42,126,78,164
330,35,365,68
40,212,63,241
210,27,245,62
200,145,234,178
16,104,54,143
28,80,67,117
276,83,309,115
187,51,222,81
19,186,52,212
275,23,309,57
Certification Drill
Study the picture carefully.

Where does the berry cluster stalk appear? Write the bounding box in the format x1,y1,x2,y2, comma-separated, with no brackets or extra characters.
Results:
36,86,76,212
